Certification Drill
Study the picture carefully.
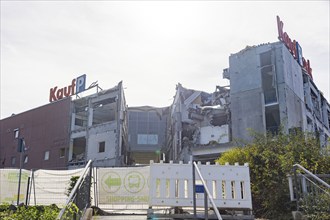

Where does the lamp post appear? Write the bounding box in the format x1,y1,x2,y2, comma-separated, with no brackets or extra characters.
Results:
17,138,25,206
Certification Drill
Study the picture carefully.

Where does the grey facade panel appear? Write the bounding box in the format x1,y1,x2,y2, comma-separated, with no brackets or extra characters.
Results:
276,43,304,101
231,89,265,141
229,49,262,95
277,83,305,132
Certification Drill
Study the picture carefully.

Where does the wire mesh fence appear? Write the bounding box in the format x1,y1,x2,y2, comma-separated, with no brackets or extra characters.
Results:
0,168,84,207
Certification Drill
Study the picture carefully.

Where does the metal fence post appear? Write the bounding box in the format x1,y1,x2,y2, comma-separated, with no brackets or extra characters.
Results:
192,158,197,218
204,190,208,220
25,176,30,205
293,166,300,211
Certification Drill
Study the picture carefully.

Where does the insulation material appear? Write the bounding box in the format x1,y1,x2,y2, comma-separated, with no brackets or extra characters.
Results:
199,125,229,145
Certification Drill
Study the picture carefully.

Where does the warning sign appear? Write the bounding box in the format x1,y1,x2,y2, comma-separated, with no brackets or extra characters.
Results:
101,171,121,193
124,171,145,193
98,166,149,204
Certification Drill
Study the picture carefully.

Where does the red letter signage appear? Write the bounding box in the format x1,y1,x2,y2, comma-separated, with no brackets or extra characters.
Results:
49,75,85,102
276,16,313,80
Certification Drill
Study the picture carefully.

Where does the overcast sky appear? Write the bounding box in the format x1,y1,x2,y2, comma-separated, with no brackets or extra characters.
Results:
0,1,329,119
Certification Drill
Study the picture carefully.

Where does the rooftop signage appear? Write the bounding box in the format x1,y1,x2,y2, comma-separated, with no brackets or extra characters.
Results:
49,74,86,102
276,16,313,80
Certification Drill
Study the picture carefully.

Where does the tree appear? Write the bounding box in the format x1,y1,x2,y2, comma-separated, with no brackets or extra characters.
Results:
215,130,330,219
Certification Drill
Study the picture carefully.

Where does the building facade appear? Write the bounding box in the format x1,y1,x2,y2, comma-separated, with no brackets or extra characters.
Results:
0,98,71,169
127,106,169,164
162,41,330,163
225,42,330,146
1,23,329,168
0,82,128,169
69,81,128,168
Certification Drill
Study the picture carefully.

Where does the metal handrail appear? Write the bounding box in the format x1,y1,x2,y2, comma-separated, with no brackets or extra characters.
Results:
300,173,330,196
57,159,93,220
293,164,330,189
291,163,330,211
193,161,222,220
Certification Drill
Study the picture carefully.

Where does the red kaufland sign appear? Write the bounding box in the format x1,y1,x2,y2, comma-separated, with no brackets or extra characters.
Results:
276,16,313,80
49,74,86,102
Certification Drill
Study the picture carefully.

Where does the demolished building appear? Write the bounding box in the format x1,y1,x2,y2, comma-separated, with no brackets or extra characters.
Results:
163,42,330,163
69,81,128,168
224,42,330,147
163,83,232,162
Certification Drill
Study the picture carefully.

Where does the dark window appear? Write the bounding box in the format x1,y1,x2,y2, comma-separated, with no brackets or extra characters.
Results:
60,148,65,158
99,142,105,153
260,51,272,67
265,105,280,135
75,118,84,126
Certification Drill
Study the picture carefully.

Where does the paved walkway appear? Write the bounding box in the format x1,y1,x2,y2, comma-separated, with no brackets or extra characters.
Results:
92,216,148,220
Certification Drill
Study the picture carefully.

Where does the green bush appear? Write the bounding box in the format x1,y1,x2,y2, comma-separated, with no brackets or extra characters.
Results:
0,204,60,220
215,130,330,219
0,202,82,220
300,192,330,220
66,176,80,197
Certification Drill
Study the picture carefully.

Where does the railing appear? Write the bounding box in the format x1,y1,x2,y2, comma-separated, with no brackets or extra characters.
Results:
288,164,330,211
57,160,93,220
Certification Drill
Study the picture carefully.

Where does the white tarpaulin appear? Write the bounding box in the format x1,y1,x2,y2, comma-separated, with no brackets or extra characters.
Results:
0,169,30,204
98,166,149,204
29,168,84,206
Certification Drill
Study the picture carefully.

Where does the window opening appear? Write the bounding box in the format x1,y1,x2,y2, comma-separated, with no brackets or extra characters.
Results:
70,137,86,165
11,157,16,166
14,129,19,139
265,105,280,135
92,98,117,125
60,148,65,158
99,141,105,153
44,151,50,160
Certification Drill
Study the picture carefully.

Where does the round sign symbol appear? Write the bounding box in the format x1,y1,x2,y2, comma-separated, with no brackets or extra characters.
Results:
101,171,121,193
124,171,145,193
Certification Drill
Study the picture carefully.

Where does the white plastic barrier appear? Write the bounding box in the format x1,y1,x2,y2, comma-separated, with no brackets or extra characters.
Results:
149,161,252,210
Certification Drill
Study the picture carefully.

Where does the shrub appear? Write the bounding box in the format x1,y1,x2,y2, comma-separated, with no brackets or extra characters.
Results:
66,176,80,197
0,204,60,220
215,130,330,219
299,192,330,220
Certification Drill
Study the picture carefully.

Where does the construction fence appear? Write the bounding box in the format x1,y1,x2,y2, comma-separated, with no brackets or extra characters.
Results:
0,161,252,212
